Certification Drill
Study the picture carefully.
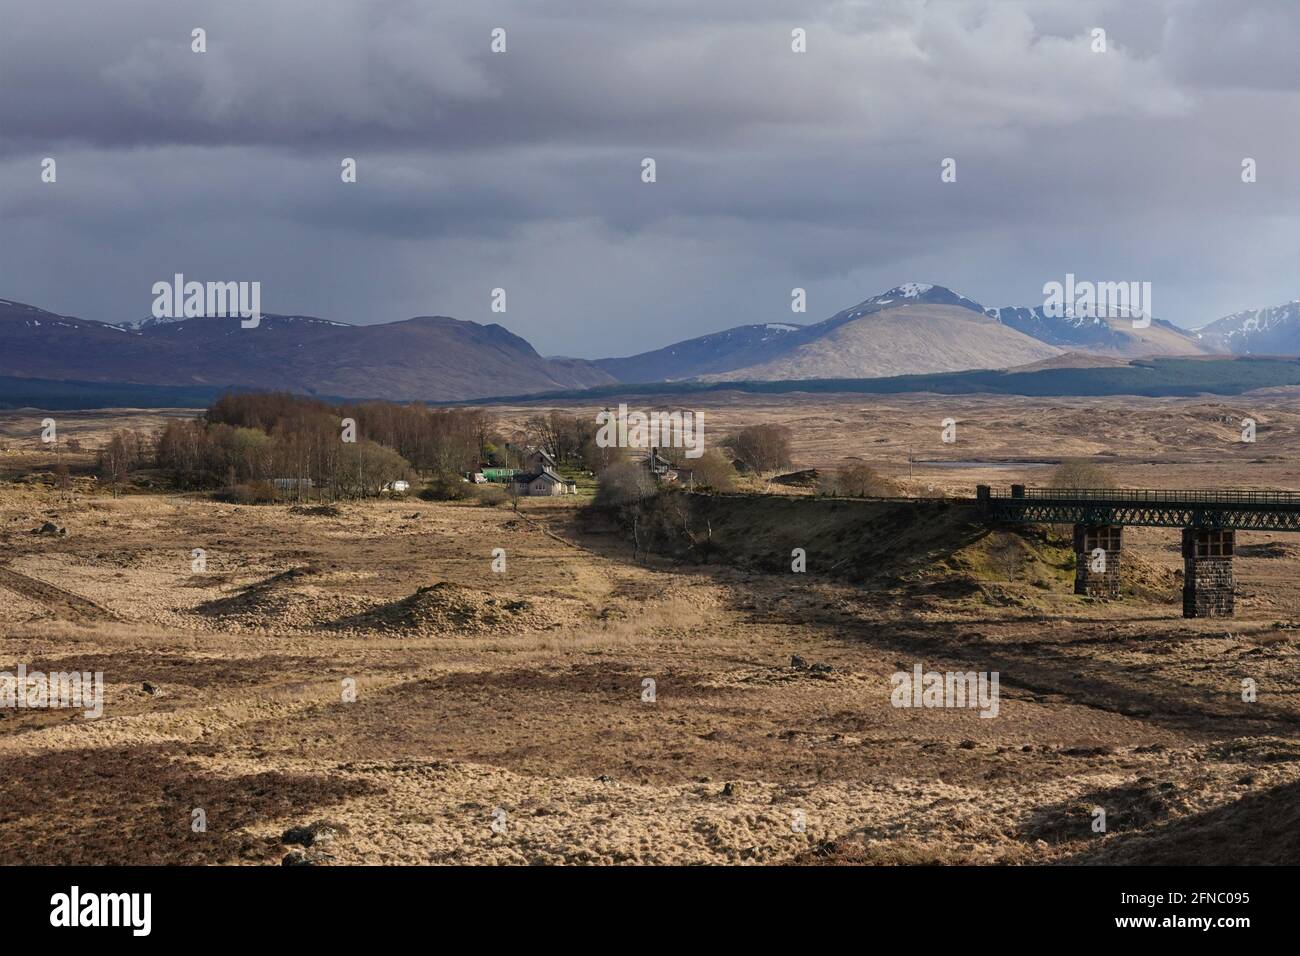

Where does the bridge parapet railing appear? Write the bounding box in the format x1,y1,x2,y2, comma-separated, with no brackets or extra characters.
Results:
990,488,1300,507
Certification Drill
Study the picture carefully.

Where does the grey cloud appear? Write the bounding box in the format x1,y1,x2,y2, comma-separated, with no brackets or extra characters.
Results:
0,0,1297,357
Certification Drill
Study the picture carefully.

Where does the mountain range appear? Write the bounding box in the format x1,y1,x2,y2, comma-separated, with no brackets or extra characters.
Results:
0,298,614,402
1,285,1298,401
1193,300,1300,355
595,284,1213,383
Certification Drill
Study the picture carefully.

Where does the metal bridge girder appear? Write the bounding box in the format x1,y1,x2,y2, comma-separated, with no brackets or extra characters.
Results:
985,490,1300,532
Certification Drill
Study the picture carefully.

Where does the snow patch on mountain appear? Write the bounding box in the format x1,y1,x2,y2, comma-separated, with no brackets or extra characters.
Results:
117,315,188,331
895,282,933,298
1196,300,1300,355
117,314,353,331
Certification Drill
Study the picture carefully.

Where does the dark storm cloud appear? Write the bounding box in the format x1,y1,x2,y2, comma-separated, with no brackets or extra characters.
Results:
0,0,1298,356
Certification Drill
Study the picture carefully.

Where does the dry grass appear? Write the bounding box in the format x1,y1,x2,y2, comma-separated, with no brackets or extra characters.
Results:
3,396,1300,864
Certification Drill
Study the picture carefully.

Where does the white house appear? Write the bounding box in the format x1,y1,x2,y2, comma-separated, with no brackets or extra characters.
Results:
511,466,575,496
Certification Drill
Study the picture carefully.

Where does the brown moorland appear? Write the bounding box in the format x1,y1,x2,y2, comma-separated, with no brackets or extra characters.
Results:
2,393,1300,864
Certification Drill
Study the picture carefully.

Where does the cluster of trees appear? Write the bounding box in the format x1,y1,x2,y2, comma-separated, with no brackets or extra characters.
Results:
133,392,514,501
207,393,492,476
596,424,785,506
524,410,621,472
155,417,411,499
98,428,154,496
522,409,755,479
643,424,794,488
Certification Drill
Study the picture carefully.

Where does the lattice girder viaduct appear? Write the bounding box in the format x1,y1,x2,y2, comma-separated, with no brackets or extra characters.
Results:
977,487,1300,533
974,486,1300,617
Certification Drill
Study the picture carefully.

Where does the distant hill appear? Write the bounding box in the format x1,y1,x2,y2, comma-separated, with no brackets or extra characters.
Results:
598,284,1060,382
3,282,1298,404
1194,300,1300,355
985,306,1209,358
592,321,805,383
700,298,1059,381
596,283,1213,385
0,299,614,401
471,356,1300,404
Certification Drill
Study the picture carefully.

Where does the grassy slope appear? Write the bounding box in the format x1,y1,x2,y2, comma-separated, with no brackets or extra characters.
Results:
622,492,1180,611
634,493,1069,590
703,305,1060,381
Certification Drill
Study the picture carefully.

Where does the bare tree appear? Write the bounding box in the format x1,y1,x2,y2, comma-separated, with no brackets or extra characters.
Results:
99,431,131,497
730,424,793,479
595,461,656,509
53,461,74,504
819,462,901,497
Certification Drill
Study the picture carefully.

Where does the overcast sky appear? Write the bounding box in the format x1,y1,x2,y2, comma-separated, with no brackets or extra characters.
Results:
1,0,1298,357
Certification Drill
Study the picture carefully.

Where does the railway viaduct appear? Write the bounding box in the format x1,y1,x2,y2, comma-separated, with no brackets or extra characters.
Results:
976,485,1300,618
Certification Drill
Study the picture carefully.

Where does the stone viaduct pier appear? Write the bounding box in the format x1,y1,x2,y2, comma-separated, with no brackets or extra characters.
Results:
976,485,1300,618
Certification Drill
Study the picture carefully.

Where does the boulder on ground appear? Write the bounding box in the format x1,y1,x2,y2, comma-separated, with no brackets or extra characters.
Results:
281,819,348,848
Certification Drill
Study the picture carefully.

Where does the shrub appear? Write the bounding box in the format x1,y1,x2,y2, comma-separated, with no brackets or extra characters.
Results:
473,485,508,507
1048,459,1117,490
819,462,903,497
728,424,793,476
419,472,473,501
595,461,656,509
687,448,738,491
213,480,277,504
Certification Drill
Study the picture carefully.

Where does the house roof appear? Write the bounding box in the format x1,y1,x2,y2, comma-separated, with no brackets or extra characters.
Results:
515,467,565,484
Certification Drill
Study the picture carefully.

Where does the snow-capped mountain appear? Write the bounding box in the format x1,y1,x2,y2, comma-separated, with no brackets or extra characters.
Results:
3,284,1283,401
984,305,1207,357
595,283,1000,382
849,282,982,311
699,284,1059,381
0,298,132,333
595,283,1209,383
116,314,354,332
1195,300,1300,355
114,315,188,331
